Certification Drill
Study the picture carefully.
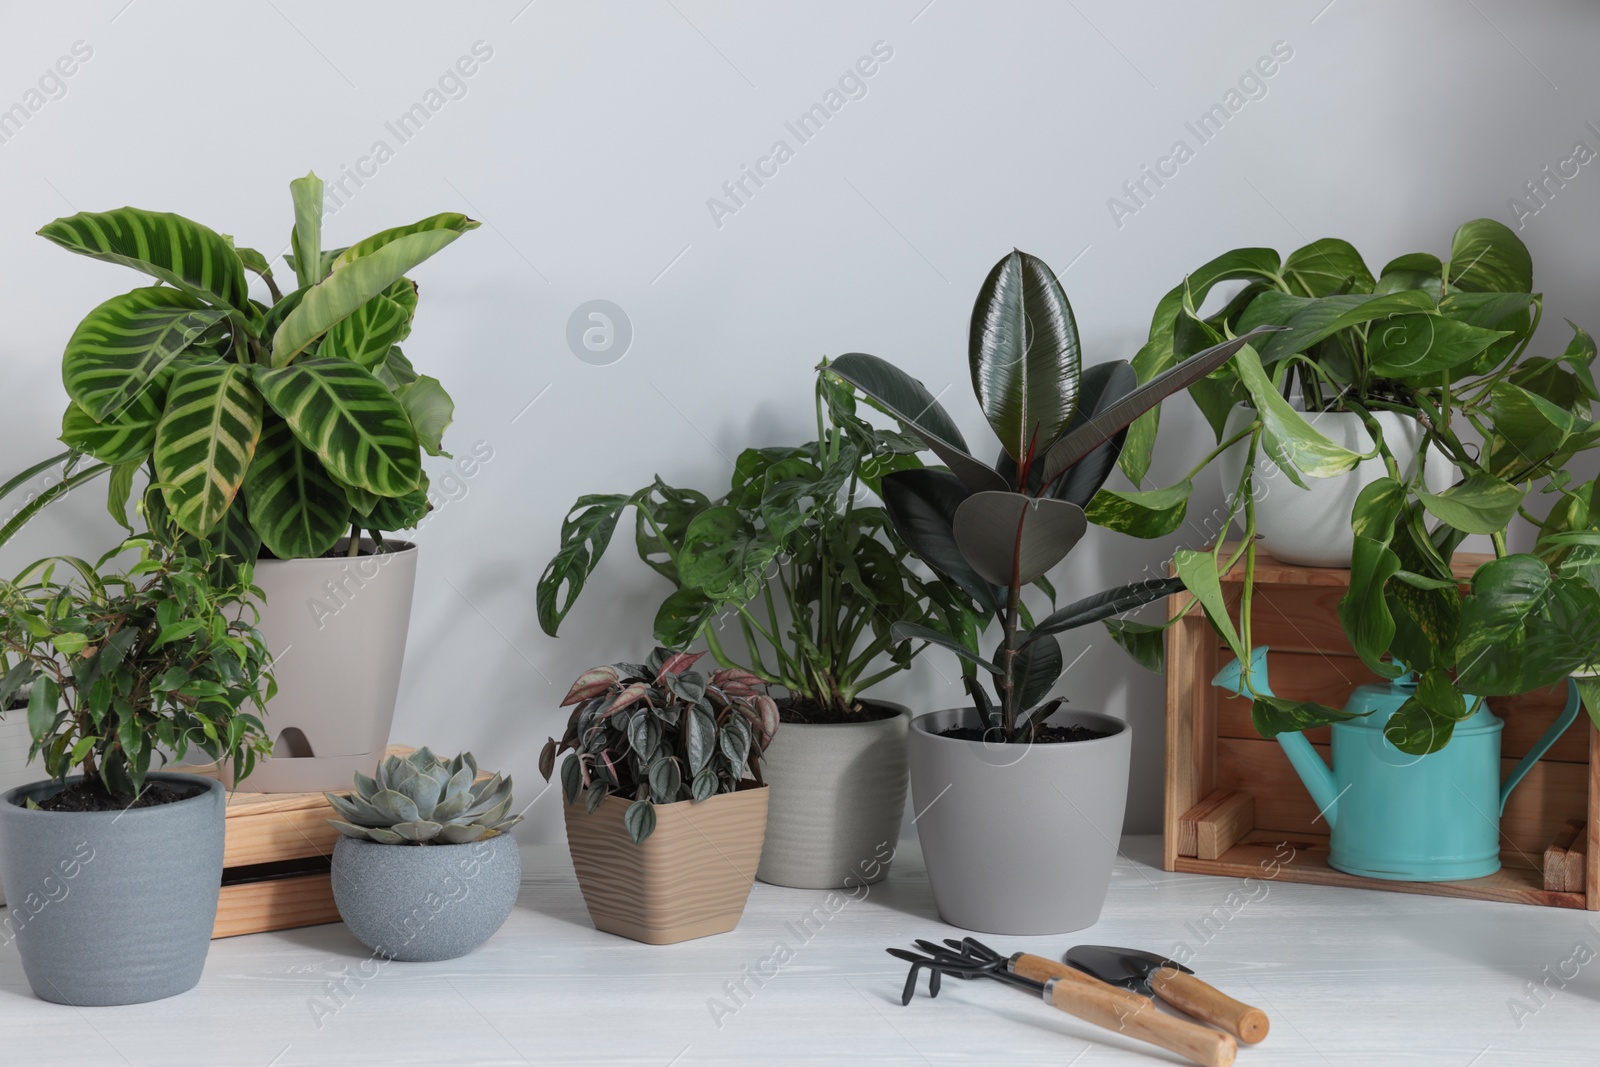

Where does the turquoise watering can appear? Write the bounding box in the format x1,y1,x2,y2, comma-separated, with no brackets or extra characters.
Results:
1213,647,1581,881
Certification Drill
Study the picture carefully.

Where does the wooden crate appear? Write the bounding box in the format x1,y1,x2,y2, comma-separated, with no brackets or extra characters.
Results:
1165,549,1600,910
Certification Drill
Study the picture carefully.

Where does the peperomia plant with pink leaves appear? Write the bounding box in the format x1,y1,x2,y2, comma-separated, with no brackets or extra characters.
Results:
539,647,779,843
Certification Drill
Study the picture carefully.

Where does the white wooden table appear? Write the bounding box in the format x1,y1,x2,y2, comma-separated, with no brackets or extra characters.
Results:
3,835,1597,1065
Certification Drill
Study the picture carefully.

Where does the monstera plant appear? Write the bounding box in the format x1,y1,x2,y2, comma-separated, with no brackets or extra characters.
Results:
1116,220,1600,753
828,248,1274,744
30,171,473,559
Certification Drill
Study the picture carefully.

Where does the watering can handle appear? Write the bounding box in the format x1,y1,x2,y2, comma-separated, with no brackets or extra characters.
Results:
1500,678,1582,815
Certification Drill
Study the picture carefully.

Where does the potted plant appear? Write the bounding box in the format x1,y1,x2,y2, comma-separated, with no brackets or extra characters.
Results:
827,248,1266,934
536,374,976,889
1113,219,1600,755
1116,219,1539,566
35,171,477,791
0,537,275,1004
540,648,776,944
324,748,522,962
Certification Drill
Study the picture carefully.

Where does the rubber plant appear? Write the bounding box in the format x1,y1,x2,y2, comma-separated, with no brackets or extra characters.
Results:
827,248,1277,743
536,371,978,721
1118,220,1600,753
16,171,475,560
0,535,275,800
539,648,778,843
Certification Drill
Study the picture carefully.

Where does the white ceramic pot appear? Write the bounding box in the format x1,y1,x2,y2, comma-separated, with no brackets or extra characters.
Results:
239,539,417,792
1217,404,1452,567
755,701,909,890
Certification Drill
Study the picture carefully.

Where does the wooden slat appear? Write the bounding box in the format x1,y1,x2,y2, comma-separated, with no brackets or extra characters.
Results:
1176,789,1230,858
1591,724,1600,911
212,873,339,938
1215,732,1589,858
1164,592,1216,872
1545,820,1583,892
1198,792,1255,861
1176,831,1586,910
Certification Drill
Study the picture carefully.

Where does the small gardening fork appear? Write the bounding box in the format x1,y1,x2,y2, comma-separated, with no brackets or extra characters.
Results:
888,938,1238,1067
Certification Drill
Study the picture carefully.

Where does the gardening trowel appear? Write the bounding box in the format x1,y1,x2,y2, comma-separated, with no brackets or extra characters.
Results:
1065,945,1270,1045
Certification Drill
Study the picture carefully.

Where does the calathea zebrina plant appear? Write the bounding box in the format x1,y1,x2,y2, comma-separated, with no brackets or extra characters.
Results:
828,249,1276,743
33,171,474,560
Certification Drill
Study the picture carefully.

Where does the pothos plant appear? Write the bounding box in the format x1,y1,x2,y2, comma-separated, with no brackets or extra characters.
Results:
536,372,976,721
0,536,276,800
1113,219,1600,752
828,248,1273,743
539,649,778,843
26,171,474,561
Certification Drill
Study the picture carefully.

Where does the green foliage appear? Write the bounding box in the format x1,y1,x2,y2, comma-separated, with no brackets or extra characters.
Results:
827,249,1240,743
33,172,475,559
0,536,276,798
1137,220,1600,753
325,748,522,845
538,649,778,844
536,372,977,716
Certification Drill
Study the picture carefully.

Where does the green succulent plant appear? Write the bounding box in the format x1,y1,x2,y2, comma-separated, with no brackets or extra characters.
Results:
326,748,522,845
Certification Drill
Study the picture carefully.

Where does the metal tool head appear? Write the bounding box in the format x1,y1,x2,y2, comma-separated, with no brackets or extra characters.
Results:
1066,944,1193,995
886,937,1042,1006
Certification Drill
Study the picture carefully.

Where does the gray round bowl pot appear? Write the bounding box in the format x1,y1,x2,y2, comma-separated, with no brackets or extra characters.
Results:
757,701,909,889
0,772,225,1005
331,833,521,961
907,708,1131,935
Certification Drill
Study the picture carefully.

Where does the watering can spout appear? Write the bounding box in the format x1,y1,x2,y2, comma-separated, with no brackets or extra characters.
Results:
1499,679,1583,815
1211,647,1342,829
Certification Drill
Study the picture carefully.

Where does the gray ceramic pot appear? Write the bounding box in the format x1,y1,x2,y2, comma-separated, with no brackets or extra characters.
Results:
0,772,224,1005
331,833,521,961
907,707,1130,935
757,701,908,889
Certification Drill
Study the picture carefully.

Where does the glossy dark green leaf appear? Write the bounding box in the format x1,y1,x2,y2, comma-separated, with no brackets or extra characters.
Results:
1175,549,1241,658
968,250,1081,465
1456,555,1600,695
1011,632,1062,711
1365,313,1507,379
1027,576,1186,641
623,799,656,843
1257,290,1435,365
880,469,997,613
951,491,1086,586
1232,343,1362,480
890,621,1001,675
1105,619,1170,672
652,588,714,650
1251,695,1365,738
536,494,631,635
1084,480,1192,538
1283,237,1373,297
1415,474,1525,535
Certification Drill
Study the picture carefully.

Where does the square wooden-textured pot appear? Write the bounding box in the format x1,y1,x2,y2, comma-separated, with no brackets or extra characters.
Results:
564,786,768,944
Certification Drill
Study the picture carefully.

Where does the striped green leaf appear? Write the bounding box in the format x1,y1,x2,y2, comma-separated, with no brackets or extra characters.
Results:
60,389,164,465
395,375,453,457
143,483,261,576
320,292,408,368
270,213,478,366
252,358,421,496
38,208,252,313
364,482,430,531
289,172,325,289
244,416,351,558
62,287,228,421
153,363,263,536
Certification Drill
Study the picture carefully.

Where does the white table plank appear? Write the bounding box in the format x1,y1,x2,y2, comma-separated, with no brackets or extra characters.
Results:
3,835,1598,1065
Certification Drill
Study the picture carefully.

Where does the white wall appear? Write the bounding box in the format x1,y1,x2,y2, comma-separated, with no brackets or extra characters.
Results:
2,0,1596,837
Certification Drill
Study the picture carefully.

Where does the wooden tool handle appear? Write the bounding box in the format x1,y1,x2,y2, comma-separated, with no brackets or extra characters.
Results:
1043,975,1237,1067
1150,968,1270,1045
1010,953,1140,1001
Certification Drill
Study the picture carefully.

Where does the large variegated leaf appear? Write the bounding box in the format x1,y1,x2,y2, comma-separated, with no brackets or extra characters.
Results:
363,484,430,531
270,213,478,366
38,208,252,313
62,287,227,420
244,416,351,558
153,363,263,536
289,172,324,290
253,357,422,496
395,375,453,456
320,292,408,368
60,390,164,465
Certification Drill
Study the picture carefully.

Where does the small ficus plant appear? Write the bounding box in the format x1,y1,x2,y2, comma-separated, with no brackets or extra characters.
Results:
0,536,276,802
539,648,778,844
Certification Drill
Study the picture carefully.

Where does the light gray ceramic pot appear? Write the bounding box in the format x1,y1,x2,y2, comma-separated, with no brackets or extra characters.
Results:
331,834,521,961
907,707,1130,935
0,772,224,1005
756,701,909,889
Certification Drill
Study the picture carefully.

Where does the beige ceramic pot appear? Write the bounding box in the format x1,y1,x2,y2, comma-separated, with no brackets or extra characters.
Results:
564,785,768,944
